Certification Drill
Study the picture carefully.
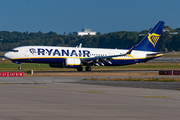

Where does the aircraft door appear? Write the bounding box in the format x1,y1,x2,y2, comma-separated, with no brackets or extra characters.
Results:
24,48,29,57
9,52,12,58
133,52,138,63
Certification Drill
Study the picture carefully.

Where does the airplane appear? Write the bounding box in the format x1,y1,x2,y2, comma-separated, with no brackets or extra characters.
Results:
4,21,165,71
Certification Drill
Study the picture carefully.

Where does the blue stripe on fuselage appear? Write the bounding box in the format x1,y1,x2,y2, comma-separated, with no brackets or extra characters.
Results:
11,56,160,66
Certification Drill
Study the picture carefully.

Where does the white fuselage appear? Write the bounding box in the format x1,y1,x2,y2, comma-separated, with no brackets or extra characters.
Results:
4,46,161,66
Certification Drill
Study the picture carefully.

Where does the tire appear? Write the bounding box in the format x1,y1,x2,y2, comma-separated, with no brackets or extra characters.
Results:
18,67,22,70
85,66,92,71
77,66,83,71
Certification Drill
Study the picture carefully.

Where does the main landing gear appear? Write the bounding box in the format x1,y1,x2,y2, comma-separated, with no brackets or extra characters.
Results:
85,66,91,71
77,66,83,71
76,66,92,71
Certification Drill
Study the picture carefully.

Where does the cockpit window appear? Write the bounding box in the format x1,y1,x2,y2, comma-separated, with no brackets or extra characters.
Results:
10,50,19,52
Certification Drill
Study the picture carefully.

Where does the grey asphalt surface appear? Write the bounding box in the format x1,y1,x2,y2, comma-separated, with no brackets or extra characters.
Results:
1,76,180,90
0,76,180,120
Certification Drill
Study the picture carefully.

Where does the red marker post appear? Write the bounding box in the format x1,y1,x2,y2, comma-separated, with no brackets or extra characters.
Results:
0,72,8,77
9,72,24,77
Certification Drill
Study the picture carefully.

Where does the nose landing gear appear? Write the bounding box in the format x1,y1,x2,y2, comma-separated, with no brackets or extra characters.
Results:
12,61,22,70
18,64,22,70
18,66,22,70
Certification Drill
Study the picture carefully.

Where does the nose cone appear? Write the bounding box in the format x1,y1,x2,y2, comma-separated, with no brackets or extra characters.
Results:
4,52,11,59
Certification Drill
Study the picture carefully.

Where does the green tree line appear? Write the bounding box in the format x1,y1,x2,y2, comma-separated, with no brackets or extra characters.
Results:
0,26,180,52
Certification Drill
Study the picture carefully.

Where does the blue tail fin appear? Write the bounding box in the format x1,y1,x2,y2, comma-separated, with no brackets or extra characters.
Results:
134,21,165,52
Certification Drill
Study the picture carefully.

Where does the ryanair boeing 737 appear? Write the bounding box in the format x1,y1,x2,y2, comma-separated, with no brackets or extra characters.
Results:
4,21,165,71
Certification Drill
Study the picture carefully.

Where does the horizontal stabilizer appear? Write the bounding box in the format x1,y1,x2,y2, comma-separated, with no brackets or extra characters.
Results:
146,52,162,57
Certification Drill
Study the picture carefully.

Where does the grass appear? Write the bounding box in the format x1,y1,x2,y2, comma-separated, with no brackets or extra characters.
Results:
83,77,180,82
142,96,170,98
1,59,180,71
0,59,74,71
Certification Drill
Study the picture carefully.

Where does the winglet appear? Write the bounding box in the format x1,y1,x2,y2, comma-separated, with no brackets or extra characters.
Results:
125,46,135,58
126,46,134,54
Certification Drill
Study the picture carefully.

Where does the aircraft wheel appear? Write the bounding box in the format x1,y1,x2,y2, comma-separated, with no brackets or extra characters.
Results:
18,67,22,70
77,66,83,71
85,66,92,71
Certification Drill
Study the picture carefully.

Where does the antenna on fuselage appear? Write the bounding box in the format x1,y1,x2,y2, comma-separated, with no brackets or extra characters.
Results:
79,43,82,48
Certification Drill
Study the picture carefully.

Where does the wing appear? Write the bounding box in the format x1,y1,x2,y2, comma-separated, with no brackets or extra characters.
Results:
81,46,134,66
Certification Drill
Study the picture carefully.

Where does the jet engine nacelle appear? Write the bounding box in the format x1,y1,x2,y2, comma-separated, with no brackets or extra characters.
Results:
49,63,63,68
63,58,81,68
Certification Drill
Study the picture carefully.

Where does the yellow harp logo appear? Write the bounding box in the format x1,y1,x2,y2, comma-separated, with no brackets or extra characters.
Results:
148,33,160,47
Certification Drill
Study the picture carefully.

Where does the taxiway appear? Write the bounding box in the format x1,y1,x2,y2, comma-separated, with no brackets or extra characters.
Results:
0,76,179,120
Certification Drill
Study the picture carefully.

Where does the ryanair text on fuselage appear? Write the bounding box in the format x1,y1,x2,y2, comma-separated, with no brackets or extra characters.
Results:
30,48,90,57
